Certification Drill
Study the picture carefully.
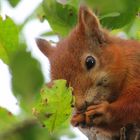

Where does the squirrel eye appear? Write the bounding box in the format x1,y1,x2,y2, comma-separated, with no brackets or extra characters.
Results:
85,56,96,70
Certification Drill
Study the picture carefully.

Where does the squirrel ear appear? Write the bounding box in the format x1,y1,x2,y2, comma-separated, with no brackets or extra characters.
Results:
78,6,104,43
36,38,54,57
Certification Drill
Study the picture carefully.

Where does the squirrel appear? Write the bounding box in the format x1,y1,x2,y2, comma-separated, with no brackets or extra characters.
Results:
36,6,140,140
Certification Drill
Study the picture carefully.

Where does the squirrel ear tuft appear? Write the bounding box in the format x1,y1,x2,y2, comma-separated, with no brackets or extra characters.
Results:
78,6,104,43
78,5,100,34
36,38,54,57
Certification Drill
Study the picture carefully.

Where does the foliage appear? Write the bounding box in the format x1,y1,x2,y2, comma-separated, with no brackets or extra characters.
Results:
87,0,140,29
0,0,140,140
42,0,140,36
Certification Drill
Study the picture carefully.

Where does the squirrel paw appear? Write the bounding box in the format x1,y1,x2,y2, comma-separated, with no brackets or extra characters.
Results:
85,101,111,126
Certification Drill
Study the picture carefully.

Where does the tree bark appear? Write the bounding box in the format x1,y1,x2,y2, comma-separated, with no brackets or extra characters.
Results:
78,124,140,140
79,127,114,140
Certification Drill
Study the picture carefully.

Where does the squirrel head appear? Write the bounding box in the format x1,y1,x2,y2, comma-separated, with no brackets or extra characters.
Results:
36,6,127,111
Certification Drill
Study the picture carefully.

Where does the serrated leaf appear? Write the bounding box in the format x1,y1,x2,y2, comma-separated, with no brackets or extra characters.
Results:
0,107,17,132
43,0,77,36
33,80,73,132
10,49,44,112
0,17,19,64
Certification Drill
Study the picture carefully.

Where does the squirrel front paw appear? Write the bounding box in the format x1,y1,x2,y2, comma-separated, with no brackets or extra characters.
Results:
71,101,113,127
85,101,112,126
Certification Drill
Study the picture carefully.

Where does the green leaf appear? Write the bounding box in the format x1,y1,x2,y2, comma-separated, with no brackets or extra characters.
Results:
86,0,140,29
124,17,140,40
10,49,44,112
0,107,17,132
8,0,20,7
43,0,77,36
33,80,73,132
0,16,19,64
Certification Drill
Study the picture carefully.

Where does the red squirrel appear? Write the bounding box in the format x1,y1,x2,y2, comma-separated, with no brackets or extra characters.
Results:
36,6,140,140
